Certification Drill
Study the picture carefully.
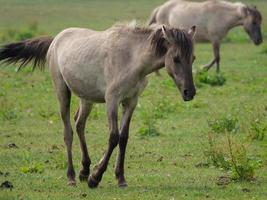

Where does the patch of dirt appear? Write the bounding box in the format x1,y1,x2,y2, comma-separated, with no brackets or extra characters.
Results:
80,193,87,198
156,156,164,162
48,144,60,153
0,181,13,190
195,162,209,168
242,188,251,193
7,143,18,148
216,176,231,186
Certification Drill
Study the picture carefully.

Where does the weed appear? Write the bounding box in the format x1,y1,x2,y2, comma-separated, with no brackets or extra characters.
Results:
208,115,239,133
20,163,44,174
248,117,266,141
138,117,160,137
205,132,261,181
227,135,256,181
138,107,160,137
205,133,231,170
0,110,18,121
195,71,226,86
153,99,176,119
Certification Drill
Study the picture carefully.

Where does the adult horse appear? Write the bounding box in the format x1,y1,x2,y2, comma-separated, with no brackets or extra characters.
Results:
149,0,262,72
0,24,196,188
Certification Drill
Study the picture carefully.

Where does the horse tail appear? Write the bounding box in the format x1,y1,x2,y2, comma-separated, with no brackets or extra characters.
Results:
0,36,53,71
148,7,159,25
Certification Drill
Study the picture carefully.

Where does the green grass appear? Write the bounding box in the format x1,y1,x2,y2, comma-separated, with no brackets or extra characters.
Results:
0,0,267,200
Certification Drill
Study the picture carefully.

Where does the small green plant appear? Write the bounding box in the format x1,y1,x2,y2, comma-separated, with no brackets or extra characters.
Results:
138,107,160,137
208,115,239,133
0,110,18,121
20,163,44,174
195,71,226,86
249,118,266,141
205,111,263,181
138,117,160,137
205,133,231,170
0,98,20,121
204,132,260,181
227,135,257,181
153,99,176,119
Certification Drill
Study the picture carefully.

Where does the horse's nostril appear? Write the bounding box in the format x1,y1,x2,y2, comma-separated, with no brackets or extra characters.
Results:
183,90,189,96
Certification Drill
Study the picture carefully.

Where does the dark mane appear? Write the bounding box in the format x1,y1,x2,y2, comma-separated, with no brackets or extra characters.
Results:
150,28,167,57
248,6,262,22
171,28,193,60
150,27,193,59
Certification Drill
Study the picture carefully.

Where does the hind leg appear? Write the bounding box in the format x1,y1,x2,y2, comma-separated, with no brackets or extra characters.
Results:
59,86,75,185
75,99,93,182
51,71,76,185
203,40,221,72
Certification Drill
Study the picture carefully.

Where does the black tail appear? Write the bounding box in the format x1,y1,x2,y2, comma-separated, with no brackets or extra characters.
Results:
0,36,53,70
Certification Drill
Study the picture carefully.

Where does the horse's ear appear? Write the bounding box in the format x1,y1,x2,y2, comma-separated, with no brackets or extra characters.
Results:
188,25,196,39
161,25,175,43
239,6,249,17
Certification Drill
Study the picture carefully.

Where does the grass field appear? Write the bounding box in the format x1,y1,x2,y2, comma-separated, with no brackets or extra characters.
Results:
0,0,267,199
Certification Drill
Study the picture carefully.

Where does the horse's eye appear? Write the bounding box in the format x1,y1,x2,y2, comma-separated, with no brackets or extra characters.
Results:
173,56,180,63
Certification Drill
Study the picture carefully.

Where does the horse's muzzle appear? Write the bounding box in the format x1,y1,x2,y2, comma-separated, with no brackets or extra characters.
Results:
254,38,263,45
182,88,196,101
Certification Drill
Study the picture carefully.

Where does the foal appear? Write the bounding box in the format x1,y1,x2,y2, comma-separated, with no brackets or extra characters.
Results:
0,24,196,188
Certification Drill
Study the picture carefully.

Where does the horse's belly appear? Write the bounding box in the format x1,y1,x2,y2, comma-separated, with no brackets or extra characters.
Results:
61,66,106,103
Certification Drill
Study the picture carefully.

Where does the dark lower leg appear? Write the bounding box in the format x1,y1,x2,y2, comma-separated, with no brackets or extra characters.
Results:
75,101,92,181
115,98,137,187
203,41,220,72
115,131,128,187
60,93,76,185
78,134,91,181
88,132,119,188
215,56,220,73
64,129,75,185
88,98,119,188
203,59,216,71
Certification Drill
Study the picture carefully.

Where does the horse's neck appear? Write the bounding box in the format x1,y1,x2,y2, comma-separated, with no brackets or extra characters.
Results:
141,56,164,76
219,2,246,29
129,31,165,77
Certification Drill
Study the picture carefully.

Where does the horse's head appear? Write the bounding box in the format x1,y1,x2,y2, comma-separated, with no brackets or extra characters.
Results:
242,5,262,45
152,25,196,101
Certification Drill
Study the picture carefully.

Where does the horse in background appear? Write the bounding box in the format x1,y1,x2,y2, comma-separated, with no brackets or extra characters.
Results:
149,0,262,72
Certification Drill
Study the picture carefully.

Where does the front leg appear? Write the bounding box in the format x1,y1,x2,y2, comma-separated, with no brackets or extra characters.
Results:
88,94,120,188
115,97,138,187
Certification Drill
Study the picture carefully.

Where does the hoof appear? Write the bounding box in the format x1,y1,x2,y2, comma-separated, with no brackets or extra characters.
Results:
88,176,99,188
118,182,128,188
79,171,89,182
68,180,76,186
